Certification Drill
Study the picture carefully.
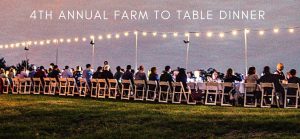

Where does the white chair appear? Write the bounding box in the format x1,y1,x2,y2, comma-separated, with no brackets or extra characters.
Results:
97,79,107,98
19,78,31,94
221,82,233,106
78,78,88,97
32,78,42,95
146,80,157,101
158,81,170,103
172,82,183,104
283,83,299,108
205,82,219,105
49,78,58,95
182,83,196,105
58,78,68,96
12,78,20,94
243,83,258,107
1,78,9,94
134,80,146,101
43,78,51,95
66,78,76,96
121,80,131,100
108,79,118,99
90,79,98,98
260,83,275,108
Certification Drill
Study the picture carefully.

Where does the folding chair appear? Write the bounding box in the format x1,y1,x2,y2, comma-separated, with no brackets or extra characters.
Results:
146,80,157,101
49,78,58,95
12,78,20,94
19,78,31,94
90,79,98,98
134,80,146,101
121,80,131,100
158,81,170,103
97,79,107,98
172,82,183,104
67,78,76,96
1,78,9,94
108,79,118,99
284,83,299,108
58,78,68,96
244,83,258,107
78,78,88,97
221,82,234,106
205,82,220,105
32,78,42,95
43,78,51,95
260,83,275,108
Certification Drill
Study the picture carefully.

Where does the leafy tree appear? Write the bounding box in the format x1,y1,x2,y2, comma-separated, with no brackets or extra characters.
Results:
0,57,6,69
16,59,32,74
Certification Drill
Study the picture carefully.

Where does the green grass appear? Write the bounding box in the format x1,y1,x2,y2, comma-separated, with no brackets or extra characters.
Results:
0,94,300,138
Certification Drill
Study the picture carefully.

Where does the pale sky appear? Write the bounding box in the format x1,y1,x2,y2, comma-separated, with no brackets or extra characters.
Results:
0,0,300,74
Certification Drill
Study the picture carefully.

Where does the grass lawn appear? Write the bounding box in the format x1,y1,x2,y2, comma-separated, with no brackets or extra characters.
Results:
0,94,300,138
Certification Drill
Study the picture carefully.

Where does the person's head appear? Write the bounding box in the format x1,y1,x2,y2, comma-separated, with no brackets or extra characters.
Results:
32,66,37,71
104,65,110,71
53,65,58,70
126,65,131,70
290,69,297,76
97,66,103,72
86,64,91,69
165,65,171,72
226,68,233,76
131,69,135,74
104,61,108,65
0,68,4,74
248,67,256,75
116,66,121,72
263,66,271,75
138,65,144,71
178,68,186,74
76,66,82,71
65,66,69,70
277,63,284,71
151,67,157,74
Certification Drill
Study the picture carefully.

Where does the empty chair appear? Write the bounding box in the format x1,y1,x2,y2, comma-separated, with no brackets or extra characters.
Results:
260,83,275,108
244,83,258,107
158,81,171,103
78,78,88,97
283,83,299,108
66,78,76,96
121,80,132,100
97,79,107,98
1,78,9,94
108,79,118,99
172,82,183,103
49,78,58,95
11,78,20,94
134,80,146,101
90,79,98,98
43,78,52,95
59,78,68,96
221,82,234,106
32,78,42,95
205,82,220,105
146,80,157,101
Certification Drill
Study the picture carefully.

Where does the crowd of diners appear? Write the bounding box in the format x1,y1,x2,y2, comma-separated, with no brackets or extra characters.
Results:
0,61,300,107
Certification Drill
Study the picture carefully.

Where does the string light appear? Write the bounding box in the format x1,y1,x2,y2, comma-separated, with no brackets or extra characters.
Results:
232,30,238,36
98,35,103,40
124,32,129,37
173,32,178,37
16,43,20,47
106,34,112,39
152,32,157,36
90,35,95,40
289,28,294,33
82,37,87,42
5,45,8,48
162,33,167,38
52,39,58,43
245,29,250,34
67,38,71,43
46,40,51,44
59,38,64,43
39,41,44,46
142,32,147,36
195,33,200,37
74,38,79,42
259,30,265,36
115,34,120,39
10,44,14,48
21,42,26,46
0,45,3,49
184,32,190,37
219,32,225,38
273,28,279,33
206,32,213,38
134,31,138,35
27,41,32,46
34,41,38,45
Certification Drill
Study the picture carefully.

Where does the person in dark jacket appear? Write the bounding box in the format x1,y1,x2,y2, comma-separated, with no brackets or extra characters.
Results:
258,66,284,106
286,69,300,105
149,67,159,81
48,65,61,82
122,65,134,84
101,65,114,79
92,66,102,79
160,65,174,83
224,68,242,83
176,68,188,91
